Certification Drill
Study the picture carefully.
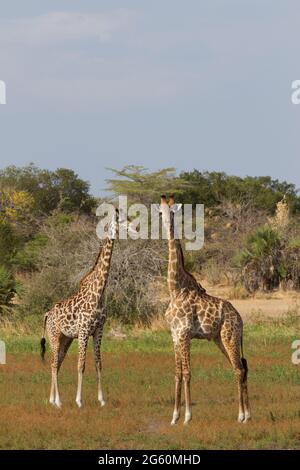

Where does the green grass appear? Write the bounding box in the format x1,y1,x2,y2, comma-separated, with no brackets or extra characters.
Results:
0,318,300,449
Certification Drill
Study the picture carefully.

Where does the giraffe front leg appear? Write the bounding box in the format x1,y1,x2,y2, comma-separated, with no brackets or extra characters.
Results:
76,334,88,408
171,342,182,425
181,336,192,425
93,328,105,406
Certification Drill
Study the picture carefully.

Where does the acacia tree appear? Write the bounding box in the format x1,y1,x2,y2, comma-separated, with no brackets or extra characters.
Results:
106,166,188,204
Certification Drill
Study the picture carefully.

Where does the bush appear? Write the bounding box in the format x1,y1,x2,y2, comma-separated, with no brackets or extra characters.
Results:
13,234,48,271
280,240,300,290
227,283,250,300
0,222,19,267
17,213,91,316
105,240,166,324
0,265,17,314
236,226,282,292
17,214,167,324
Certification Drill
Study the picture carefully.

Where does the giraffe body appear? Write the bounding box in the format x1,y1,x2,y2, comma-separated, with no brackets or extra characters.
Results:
158,195,250,425
41,211,121,408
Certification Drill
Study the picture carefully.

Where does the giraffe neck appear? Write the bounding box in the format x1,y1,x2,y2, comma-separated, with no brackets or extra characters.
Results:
94,236,114,294
81,236,115,304
167,213,186,293
168,238,186,293
167,213,206,296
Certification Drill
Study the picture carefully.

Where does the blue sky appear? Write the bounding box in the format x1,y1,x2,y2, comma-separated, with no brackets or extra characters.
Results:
0,1,299,194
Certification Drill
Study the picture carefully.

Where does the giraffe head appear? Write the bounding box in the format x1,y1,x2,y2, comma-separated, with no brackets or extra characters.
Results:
107,208,119,239
155,195,182,238
108,208,137,239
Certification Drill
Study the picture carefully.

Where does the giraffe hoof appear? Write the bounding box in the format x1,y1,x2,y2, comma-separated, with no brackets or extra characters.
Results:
76,400,82,408
99,400,106,407
238,413,245,423
243,412,251,423
54,401,62,409
184,415,192,425
171,412,180,425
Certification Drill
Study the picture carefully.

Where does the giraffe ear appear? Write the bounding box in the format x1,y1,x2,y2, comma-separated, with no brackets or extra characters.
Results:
170,203,182,213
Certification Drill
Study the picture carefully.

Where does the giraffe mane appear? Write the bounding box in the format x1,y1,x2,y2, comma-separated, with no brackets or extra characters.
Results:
178,243,206,293
79,246,103,286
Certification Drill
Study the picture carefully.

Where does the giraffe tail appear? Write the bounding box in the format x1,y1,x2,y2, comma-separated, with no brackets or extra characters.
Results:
241,333,248,383
40,313,48,362
40,338,46,361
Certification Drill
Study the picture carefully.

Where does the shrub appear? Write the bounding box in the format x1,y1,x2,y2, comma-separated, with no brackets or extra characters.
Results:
0,265,17,314
227,283,250,300
17,214,167,324
236,226,282,292
280,240,300,290
13,234,48,271
0,222,19,267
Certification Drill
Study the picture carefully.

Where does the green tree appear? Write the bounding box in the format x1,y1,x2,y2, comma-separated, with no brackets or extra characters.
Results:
0,222,19,267
106,166,188,204
0,164,96,215
180,170,300,213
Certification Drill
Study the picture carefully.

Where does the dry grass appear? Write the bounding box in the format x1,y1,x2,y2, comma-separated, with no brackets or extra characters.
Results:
1,323,300,450
227,284,250,300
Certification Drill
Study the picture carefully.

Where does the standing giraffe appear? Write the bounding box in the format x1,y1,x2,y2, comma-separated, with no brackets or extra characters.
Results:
40,208,127,408
157,195,250,425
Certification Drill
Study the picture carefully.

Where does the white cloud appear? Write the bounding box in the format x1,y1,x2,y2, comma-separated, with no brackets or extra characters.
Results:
0,10,136,46
0,9,195,110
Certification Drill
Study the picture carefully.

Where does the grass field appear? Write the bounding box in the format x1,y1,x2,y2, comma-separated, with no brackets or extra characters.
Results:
1,316,300,450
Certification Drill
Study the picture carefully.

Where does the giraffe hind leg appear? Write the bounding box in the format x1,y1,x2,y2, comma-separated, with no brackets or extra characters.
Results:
76,333,88,408
219,329,249,423
48,333,73,408
49,334,62,408
45,316,60,407
93,328,105,406
241,356,251,422
58,335,73,372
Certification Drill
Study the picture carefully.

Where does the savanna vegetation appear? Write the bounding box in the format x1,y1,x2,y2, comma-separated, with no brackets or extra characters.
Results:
0,164,299,326
0,164,300,449
1,316,300,450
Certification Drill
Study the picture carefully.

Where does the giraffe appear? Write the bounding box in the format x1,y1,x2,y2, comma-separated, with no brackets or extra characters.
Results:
156,195,250,425
40,208,127,408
